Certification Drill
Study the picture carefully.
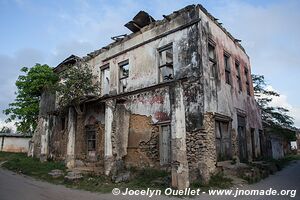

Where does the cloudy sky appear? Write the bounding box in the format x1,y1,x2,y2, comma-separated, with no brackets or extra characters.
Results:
0,0,299,128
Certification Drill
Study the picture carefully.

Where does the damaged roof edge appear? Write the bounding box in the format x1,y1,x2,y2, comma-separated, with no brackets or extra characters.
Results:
62,4,247,63
53,54,81,73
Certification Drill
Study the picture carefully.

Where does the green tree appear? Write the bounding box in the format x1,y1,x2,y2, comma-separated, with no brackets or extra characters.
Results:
57,61,99,115
252,74,295,140
3,64,58,134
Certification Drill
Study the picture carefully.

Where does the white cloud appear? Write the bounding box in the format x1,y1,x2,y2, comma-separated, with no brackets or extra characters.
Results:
0,119,16,132
0,48,45,123
212,0,300,75
265,85,300,127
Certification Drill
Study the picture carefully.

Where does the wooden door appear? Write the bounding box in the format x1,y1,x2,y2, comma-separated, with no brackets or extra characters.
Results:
159,125,171,165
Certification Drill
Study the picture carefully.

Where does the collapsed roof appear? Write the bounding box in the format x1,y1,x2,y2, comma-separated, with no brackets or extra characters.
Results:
125,11,155,33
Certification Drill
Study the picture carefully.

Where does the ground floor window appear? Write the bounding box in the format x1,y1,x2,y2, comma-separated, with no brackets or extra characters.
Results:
215,120,232,161
86,128,96,152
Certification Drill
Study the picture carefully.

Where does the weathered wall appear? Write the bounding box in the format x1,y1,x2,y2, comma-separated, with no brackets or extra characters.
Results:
186,113,217,183
30,89,56,160
199,6,262,163
87,6,200,97
271,137,284,159
35,4,263,190
126,114,160,167
49,115,68,160
0,136,30,153
107,87,171,171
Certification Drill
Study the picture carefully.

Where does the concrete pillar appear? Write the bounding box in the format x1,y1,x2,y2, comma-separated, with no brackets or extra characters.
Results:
66,106,76,169
40,117,50,162
104,100,114,175
171,82,189,189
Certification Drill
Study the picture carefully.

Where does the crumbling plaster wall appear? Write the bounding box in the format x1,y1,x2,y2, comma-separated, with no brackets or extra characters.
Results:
74,103,105,162
199,8,262,163
87,6,200,96
105,87,171,171
87,6,202,189
49,115,68,160
29,90,56,161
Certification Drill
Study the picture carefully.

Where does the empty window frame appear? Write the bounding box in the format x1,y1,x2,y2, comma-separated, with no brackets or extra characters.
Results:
208,42,217,78
215,120,232,161
244,67,251,95
119,60,129,93
159,124,171,165
101,65,110,95
235,61,242,91
224,53,231,85
158,44,174,82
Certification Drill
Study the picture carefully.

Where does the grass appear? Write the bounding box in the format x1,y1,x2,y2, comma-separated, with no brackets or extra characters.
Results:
268,154,300,170
0,152,65,182
0,152,170,193
191,172,233,191
238,154,300,184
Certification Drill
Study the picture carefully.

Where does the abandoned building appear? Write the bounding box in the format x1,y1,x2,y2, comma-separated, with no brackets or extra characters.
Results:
29,5,263,189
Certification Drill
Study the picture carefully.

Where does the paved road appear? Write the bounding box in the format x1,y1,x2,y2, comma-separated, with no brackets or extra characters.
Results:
0,161,299,200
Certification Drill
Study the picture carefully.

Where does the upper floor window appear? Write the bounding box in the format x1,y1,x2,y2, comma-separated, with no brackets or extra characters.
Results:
208,42,217,78
158,44,173,83
235,61,242,91
224,53,231,85
244,67,251,95
119,60,129,93
101,65,110,95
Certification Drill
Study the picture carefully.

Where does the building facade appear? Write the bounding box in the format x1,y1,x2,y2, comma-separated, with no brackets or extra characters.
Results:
30,5,263,189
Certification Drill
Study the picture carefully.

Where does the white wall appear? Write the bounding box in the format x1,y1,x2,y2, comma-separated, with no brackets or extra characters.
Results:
1,136,31,153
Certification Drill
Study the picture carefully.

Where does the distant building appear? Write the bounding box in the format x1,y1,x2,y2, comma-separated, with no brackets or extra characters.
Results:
0,133,31,153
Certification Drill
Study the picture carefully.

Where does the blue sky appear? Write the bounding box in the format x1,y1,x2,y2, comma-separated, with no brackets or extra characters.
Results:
0,0,299,128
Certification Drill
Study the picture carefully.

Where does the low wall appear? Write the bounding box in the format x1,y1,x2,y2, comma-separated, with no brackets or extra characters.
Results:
0,135,31,153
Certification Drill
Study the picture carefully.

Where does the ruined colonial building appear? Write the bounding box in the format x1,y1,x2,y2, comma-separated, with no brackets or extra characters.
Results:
29,5,263,189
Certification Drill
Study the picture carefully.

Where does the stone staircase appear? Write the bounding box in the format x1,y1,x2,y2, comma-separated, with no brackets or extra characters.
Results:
70,160,104,176
216,161,249,187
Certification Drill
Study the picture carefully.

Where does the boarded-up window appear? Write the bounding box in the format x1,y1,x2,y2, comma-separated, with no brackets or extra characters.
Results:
159,124,171,165
119,60,129,93
101,65,110,95
215,121,231,161
158,44,173,82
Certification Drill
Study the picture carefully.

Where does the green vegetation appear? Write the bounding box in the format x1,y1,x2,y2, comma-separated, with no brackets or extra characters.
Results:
267,154,300,170
191,172,233,191
3,61,99,133
0,152,65,181
252,74,296,141
5,153,297,194
238,154,300,184
3,64,58,133
56,62,99,115
0,152,170,193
